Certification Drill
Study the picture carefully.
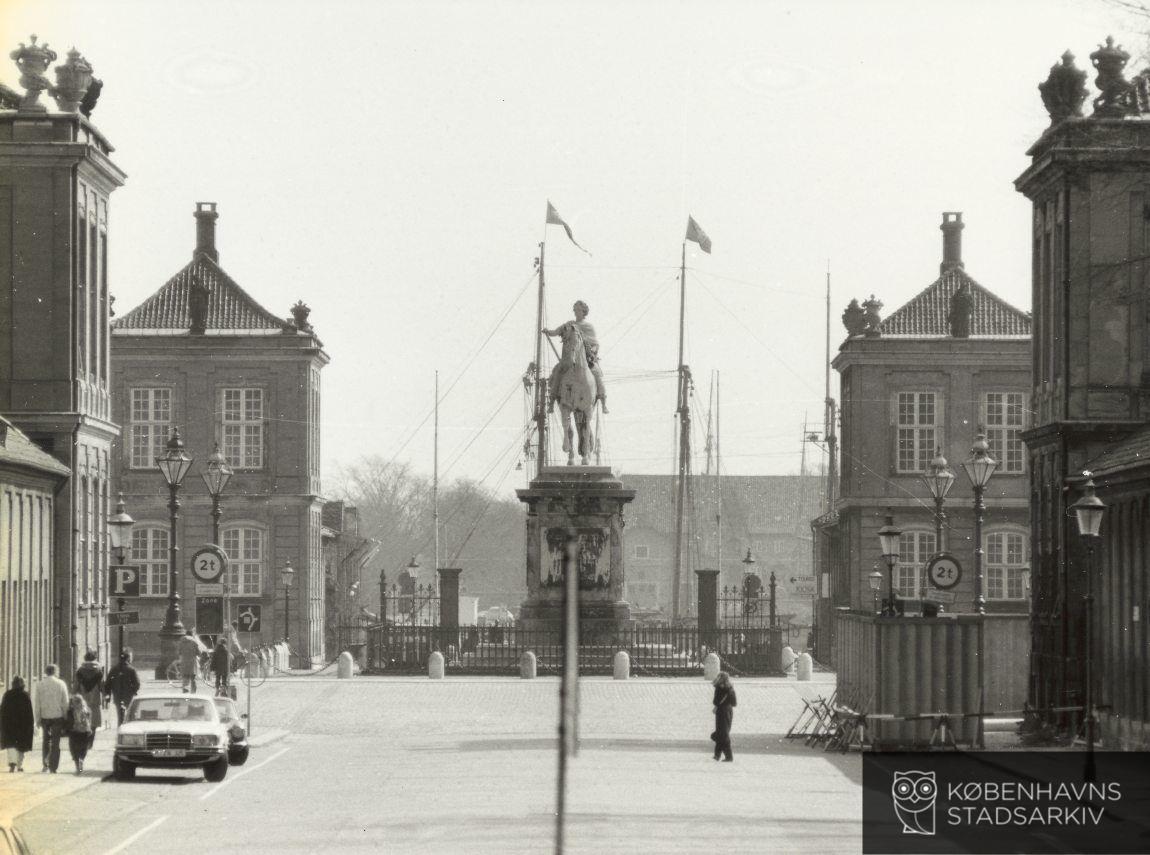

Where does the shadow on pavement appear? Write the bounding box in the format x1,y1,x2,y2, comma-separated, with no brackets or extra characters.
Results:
420,733,862,784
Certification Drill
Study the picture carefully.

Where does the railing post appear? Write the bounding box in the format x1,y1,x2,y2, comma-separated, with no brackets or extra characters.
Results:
696,569,720,651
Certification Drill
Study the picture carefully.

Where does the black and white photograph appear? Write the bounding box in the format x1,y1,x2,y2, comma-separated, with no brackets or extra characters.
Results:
3,1,1150,853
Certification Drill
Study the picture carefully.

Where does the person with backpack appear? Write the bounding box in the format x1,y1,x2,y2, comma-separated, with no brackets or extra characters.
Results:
64,693,92,775
104,649,140,725
74,649,104,748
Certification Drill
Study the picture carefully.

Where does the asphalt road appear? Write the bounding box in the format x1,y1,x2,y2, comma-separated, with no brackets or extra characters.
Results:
14,677,862,855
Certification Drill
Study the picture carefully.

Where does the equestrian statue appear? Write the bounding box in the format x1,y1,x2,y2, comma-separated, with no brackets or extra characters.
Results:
543,300,609,466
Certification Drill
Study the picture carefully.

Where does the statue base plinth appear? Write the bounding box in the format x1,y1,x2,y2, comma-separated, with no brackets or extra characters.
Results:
516,465,636,641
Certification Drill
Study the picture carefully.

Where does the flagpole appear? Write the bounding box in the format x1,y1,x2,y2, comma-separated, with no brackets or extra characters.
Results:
672,240,690,620
534,239,548,478
434,369,440,574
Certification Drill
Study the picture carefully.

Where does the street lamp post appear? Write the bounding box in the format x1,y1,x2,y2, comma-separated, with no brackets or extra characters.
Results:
1071,473,1106,781
962,432,998,616
155,428,193,679
280,560,294,644
877,513,902,617
923,448,956,594
107,493,135,658
202,442,234,639
868,570,884,614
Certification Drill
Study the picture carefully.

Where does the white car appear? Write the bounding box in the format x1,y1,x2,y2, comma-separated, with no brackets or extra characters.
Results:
114,694,230,782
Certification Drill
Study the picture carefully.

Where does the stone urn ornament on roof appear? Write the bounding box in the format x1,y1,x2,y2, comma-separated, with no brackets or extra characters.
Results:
10,35,57,113
290,301,313,332
1090,36,1136,117
1038,51,1088,125
51,47,94,113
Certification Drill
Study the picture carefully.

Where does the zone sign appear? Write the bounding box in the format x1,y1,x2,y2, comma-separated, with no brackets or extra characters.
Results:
190,544,228,584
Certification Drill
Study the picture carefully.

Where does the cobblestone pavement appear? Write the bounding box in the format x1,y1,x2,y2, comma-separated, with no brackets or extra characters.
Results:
14,675,862,854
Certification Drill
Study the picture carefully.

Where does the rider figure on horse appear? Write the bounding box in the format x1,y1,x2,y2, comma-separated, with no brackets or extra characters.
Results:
543,300,609,414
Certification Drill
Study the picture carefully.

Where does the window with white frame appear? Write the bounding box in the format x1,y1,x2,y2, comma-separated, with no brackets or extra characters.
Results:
896,392,937,473
984,392,1027,474
222,526,263,596
130,388,171,468
986,530,1028,600
130,527,169,596
896,530,937,598
221,388,264,469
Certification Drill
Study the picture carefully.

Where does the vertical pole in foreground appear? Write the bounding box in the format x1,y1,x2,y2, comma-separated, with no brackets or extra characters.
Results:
672,241,689,620
535,242,548,478
556,536,579,853
434,369,440,575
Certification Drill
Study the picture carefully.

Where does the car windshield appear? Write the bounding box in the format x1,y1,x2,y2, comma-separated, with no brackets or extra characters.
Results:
213,699,238,721
128,698,215,723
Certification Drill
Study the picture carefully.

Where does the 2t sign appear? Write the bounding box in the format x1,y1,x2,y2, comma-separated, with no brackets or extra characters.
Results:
108,565,140,598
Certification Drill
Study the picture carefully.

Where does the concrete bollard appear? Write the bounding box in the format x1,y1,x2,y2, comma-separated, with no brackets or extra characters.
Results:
796,652,813,681
703,652,720,682
781,645,797,674
428,651,445,679
337,651,354,679
520,650,537,679
613,650,630,680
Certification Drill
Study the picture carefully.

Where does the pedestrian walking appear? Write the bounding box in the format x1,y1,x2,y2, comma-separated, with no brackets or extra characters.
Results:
211,637,231,696
33,664,70,773
74,649,105,748
64,693,93,775
104,649,140,725
1,676,34,772
178,628,202,693
711,671,737,762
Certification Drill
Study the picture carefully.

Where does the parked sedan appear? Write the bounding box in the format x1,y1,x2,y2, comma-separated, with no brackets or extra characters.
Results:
212,696,250,766
114,694,230,782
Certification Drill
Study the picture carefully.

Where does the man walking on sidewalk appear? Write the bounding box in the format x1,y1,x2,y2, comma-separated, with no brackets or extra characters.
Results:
33,664,69,773
104,650,140,725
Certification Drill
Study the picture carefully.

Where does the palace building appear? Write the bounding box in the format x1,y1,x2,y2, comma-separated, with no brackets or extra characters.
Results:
813,213,1032,662
111,204,330,668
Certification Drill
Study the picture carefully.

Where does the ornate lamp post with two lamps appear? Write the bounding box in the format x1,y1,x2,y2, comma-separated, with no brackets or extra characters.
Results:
923,448,956,595
155,428,194,679
962,432,998,615
877,514,902,617
1071,473,1105,780
106,494,135,658
202,442,234,639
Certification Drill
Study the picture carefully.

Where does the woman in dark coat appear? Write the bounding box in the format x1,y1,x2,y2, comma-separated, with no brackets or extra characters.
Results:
1,676,35,772
712,671,737,762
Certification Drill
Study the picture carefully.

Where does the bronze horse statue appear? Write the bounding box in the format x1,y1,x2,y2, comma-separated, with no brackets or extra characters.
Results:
550,323,596,465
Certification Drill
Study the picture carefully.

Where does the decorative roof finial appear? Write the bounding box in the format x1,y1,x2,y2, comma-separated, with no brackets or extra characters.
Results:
861,295,883,338
9,35,57,113
290,301,313,332
1090,36,1135,117
1038,50,1088,125
51,47,93,114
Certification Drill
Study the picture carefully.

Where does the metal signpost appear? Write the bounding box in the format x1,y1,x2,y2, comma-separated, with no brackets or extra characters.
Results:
108,565,141,656
926,553,963,591
190,544,229,639
237,604,262,734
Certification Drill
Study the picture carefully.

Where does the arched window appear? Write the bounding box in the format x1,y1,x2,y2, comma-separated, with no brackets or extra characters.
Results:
896,530,936,598
130,527,169,596
222,526,264,596
986,530,1028,601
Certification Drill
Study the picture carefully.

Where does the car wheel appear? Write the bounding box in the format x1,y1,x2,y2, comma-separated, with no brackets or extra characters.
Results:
204,756,228,783
113,756,136,781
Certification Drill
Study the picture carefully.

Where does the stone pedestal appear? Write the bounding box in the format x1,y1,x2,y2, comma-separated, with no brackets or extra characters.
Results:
517,466,636,643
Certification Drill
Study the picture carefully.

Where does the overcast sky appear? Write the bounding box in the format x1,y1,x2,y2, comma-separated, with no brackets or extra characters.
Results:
3,0,1137,498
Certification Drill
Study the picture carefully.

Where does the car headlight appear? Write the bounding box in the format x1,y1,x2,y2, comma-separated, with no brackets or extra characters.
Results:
192,734,219,748
118,733,145,747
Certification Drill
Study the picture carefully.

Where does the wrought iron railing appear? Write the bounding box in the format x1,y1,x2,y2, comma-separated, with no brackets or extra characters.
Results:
718,587,778,628
364,623,783,677
382,582,440,626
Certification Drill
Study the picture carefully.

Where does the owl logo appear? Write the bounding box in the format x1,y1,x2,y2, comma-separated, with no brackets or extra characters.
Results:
891,770,936,835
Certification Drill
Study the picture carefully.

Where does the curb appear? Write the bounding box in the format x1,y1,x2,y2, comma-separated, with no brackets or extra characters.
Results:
247,728,289,748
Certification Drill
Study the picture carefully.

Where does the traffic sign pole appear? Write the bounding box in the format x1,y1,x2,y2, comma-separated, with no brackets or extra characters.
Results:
117,597,126,657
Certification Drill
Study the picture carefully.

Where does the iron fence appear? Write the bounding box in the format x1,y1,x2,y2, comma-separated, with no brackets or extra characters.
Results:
718,587,778,628
382,582,440,625
365,623,784,677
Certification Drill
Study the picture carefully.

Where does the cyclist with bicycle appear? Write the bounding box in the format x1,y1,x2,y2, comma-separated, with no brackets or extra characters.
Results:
211,638,232,696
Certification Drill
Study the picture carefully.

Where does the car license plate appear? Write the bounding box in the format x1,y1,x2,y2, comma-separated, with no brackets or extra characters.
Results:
153,748,186,757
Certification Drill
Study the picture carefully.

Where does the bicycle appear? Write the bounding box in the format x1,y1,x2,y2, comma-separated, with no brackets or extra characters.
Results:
165,656,212,689
239,651,267,688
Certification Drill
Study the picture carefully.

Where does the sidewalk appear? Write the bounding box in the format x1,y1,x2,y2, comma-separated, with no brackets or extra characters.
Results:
0,682,288,824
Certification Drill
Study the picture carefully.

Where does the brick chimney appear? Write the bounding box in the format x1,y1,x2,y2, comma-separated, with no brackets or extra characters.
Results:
940,211,964,273
193,202,219,263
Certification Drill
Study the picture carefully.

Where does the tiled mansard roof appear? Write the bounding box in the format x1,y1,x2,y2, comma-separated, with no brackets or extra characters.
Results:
880,269,1031,338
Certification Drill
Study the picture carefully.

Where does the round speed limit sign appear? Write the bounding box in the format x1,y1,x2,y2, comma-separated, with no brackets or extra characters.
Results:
926,553,962,590
190,544,228,583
